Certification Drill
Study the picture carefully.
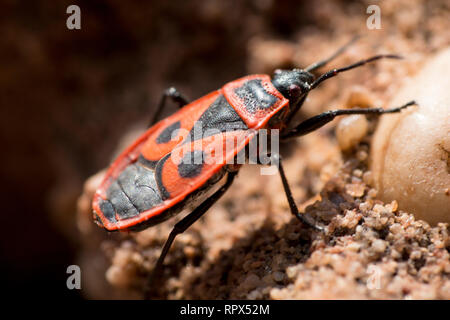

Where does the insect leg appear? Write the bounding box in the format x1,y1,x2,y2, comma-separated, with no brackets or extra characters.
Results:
305,35,360,72
144,171,237,298
149,87,190,126
272,154,323,231
282,101,416,140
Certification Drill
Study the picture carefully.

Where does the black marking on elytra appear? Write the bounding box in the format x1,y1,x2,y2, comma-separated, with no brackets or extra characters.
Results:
156,121,181,144
186,95,247,142
155,153,172,200
138,154,158,169
235,79,277,114
125,168,228,232
178,150,205,178
102,163,163,221
117,164,162,212
106,180,139,219
99,198,117,223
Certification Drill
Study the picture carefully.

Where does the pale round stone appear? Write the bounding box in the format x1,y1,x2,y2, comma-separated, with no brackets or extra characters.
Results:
371,48,450,225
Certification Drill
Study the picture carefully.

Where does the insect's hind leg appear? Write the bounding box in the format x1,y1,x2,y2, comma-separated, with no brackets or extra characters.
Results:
149,87,190,126
144,171,237,299
282,101,416,140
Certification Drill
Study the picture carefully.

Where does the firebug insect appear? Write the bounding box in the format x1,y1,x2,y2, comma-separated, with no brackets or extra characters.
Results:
92,37,415,294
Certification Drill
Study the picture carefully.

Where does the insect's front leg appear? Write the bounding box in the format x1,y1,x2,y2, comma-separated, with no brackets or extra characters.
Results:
282,101,416,140
256,152,322,230
270,154,323,231
149,87,190,126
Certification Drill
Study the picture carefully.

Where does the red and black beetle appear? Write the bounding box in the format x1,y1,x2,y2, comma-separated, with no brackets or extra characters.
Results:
92,37,415,290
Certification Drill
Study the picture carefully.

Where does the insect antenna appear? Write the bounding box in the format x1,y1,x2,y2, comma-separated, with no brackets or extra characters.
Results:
309,54,402,90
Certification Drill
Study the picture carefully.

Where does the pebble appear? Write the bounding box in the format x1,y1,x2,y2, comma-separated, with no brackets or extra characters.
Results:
372,239,387,253
272,271,285,283
336,115,369,151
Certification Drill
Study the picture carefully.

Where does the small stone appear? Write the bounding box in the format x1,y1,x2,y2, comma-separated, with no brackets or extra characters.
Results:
347,242,361,252
286,265,300,279
106,265,130,288
272,271,285,283
410,250,421,260
345,183,365,197
372,239,387,253
386,201,399,213
336,115,369,151
183,246,196,258
357,150,368,161
373,204,385,214
262,274,275,285
390,223,403,234
363,171,374,185
359,201,372,212
247,289,263,300
367,188,378,198
242,273,261,291
113,248,133,267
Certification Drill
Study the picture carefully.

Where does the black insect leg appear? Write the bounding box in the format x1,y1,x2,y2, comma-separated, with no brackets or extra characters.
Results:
282,101,416,140
305,35,360,72
149,87,189,126
271,154,323,231
144,171,237,299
